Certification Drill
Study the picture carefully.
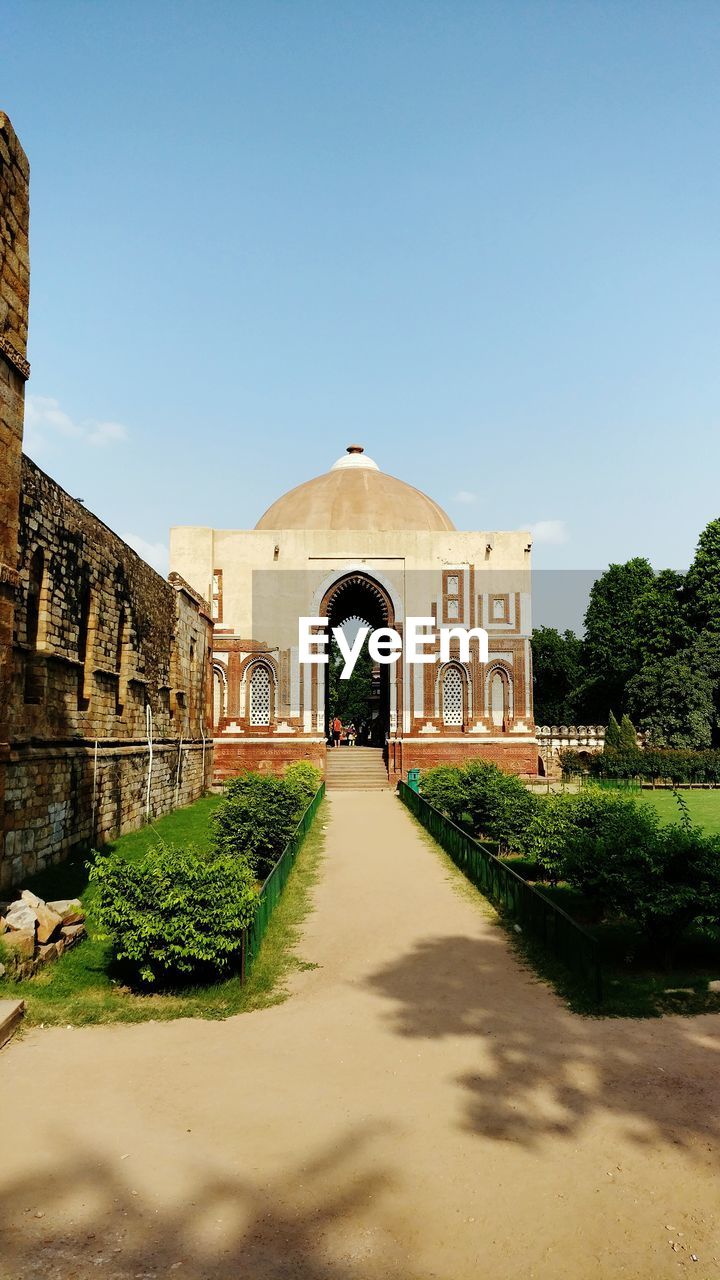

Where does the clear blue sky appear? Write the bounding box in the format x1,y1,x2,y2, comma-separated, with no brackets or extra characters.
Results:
3,0,719,579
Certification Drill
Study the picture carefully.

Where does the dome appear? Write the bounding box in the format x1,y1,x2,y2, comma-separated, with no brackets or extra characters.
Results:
255,446,455,532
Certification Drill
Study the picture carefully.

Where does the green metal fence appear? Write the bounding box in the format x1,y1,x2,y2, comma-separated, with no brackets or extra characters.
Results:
398,780,602,1003
242,783,326,979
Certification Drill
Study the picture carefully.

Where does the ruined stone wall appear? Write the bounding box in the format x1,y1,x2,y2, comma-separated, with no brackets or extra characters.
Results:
1,459,214,890
0,112,215,892
0,114,31,885
0,115,30,743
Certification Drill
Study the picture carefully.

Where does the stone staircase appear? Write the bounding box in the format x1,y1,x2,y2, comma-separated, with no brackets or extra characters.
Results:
325,747,390,790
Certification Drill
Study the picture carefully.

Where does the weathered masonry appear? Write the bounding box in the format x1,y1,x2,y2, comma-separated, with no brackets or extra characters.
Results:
0,114,213,891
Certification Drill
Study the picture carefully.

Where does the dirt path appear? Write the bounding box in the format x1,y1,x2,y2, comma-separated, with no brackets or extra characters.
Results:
1,791,719,1279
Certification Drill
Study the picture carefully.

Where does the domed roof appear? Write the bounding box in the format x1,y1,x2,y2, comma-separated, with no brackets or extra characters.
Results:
255,446,455,532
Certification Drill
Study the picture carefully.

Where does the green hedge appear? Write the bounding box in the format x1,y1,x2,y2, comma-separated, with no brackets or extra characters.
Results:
580,747,720,784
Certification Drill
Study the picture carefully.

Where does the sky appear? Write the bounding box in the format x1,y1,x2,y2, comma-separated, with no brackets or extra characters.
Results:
3,0,719,585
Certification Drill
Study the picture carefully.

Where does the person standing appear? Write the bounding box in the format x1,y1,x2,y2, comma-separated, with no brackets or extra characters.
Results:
348,723,356,747
332,714,342,747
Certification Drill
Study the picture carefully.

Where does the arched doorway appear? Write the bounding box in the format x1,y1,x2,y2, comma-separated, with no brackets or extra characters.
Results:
319,572,398,747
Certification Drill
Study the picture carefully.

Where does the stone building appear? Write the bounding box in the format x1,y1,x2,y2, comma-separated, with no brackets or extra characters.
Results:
0,114,213,891
171,445,537,783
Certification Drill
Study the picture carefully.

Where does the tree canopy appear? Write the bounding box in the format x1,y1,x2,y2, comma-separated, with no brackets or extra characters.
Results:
532,515,720,747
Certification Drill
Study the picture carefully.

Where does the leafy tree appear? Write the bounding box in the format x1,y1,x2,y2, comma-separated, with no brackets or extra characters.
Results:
685,517,720,633
631,569,692,661
626,653,715,748
327,632,375,728
576,558,656,719
605,711,622,751
619,714,638,751
89,839,258,986
530,626,583,724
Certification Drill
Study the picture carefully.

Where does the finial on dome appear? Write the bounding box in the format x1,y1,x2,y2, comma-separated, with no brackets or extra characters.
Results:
330,445,379,472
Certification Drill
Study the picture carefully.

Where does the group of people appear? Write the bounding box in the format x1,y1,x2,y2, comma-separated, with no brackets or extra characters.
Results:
330,716,359,747
329,713,386,748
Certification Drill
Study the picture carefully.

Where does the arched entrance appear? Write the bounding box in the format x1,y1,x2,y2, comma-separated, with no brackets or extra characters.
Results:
319,572,399,747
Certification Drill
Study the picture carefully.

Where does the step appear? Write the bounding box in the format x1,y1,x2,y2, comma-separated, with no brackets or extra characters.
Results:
0,999,25,1050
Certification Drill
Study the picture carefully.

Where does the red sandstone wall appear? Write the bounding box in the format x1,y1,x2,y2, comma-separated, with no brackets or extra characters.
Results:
214,739,326,782
388,739,539,783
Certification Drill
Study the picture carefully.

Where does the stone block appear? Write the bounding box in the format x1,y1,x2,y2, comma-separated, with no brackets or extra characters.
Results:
1,928,34,958
5,902,36,933
60,922,86,943
35,901,62,944
47,898,84,926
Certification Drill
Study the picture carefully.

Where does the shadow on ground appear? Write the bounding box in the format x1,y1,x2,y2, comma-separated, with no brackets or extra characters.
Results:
365,933,720,1155
0,1126,402,1280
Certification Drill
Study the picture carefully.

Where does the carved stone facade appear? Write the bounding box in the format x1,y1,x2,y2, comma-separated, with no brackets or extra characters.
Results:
172,447,538,782
0,115,213,891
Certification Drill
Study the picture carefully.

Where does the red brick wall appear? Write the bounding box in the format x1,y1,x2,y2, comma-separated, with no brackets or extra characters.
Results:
388,739,539,783
214,739,326,782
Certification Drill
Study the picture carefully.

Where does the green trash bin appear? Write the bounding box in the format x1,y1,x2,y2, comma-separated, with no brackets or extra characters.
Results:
408,768,421,793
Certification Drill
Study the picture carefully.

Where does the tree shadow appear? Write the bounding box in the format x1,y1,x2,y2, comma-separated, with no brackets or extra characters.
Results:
0,1125,401,1280
365,933,720,1156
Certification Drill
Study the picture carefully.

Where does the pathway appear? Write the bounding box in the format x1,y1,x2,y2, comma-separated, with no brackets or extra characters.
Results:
1,791,719,1279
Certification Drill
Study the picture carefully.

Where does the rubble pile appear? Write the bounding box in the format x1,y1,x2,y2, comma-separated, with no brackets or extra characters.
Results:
0,890,86,980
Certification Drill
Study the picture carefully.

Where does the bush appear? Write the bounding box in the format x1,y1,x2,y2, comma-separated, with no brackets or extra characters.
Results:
560,790,662,905
420,761,538,851
212,773,303,879
519,792,577,883
562,805,720,961
418,765,467,826
89,838,258,986
283,761,322,809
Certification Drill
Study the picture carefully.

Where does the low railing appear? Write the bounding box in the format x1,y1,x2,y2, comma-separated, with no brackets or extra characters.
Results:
242,783,325,979
398,780,602,1003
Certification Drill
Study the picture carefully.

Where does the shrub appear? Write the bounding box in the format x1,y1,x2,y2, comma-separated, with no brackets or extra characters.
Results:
563,808,720,961
89,838,258,986
560,790,662,908
519,792,577,883
212,773,301,879
420,761,537,851
283,761,322,809
418,766,467,826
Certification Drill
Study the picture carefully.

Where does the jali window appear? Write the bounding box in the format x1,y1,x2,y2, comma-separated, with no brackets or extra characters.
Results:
442,665,464,727
249,664,272,726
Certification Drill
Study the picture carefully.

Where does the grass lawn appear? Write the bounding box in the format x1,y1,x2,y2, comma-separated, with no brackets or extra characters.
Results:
0,794,326,1027
632,787,720,835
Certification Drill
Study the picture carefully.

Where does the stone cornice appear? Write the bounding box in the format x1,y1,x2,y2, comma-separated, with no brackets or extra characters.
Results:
0,335,30,380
